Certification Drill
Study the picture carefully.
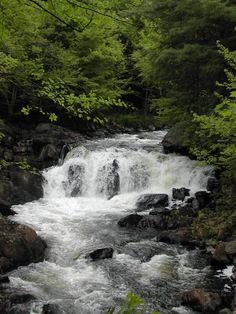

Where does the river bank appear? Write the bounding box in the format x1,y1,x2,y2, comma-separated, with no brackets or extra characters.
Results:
0,121,233,312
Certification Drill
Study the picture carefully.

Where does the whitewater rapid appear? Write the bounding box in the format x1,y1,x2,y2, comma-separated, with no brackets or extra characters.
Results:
10,131,218,313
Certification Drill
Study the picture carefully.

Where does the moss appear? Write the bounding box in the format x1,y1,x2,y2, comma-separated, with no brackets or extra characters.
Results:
0,159,40,175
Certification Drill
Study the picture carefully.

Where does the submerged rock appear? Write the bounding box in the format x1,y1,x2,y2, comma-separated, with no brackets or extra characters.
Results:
136,194,169,210
172,187,190,201
87,248,114,260
181,289,222,313
0,216,46,274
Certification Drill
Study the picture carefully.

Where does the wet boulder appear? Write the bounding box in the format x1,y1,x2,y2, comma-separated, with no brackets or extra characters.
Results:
0,199,16,216
97,159,120,199
87,248,114,260
136,194,169,210
181,289,222,313
195,191,211,209
0,216,46,274
118,214,143,228
172,187,190,201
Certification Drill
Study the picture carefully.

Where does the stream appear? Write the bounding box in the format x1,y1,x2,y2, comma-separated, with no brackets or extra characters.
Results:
10,131,225,314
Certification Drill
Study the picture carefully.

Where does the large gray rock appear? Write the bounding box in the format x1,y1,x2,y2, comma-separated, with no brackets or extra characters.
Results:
136,194,169,210
162,121,189,154
0,216,46,274
33,123,82,152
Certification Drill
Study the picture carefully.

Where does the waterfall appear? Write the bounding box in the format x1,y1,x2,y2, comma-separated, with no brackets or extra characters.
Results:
10,131,214,314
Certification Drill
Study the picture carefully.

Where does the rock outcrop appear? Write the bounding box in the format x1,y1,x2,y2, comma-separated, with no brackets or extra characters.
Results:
0,165,43,206
0,216,46,274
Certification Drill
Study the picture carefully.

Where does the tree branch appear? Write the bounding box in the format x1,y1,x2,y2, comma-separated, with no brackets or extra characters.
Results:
67,0,134,26
27,0,83,32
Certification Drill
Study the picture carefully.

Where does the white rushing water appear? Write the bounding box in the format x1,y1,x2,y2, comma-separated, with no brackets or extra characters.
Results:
10,131,215,314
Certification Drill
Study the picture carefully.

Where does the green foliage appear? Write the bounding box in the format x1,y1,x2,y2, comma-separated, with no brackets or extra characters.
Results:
0,0,131,121
191,44,236,177
107,293,159,314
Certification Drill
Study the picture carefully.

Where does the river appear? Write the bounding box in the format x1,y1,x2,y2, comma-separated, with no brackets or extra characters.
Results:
10,131,224,314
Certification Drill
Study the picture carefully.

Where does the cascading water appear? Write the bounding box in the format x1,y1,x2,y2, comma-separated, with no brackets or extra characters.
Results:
10,131,220,314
